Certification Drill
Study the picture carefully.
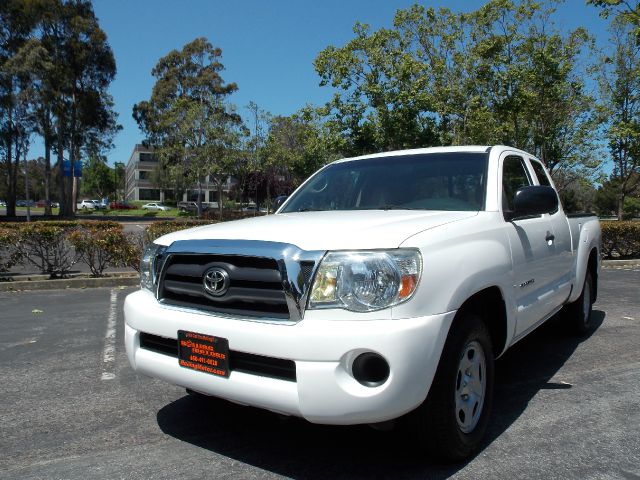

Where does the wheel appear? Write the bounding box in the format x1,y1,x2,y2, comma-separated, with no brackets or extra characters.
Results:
567,270,594,335
408,313,494,461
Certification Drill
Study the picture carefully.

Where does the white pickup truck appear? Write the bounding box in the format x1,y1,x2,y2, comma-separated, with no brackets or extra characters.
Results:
124,145,601,460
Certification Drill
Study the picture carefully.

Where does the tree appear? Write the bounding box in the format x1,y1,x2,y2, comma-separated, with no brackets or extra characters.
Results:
0,0,39,217
134,38,243,218
597,18,640,219
33,0,117,217
80,154,114,198
314,0,601,194
588,0,640,37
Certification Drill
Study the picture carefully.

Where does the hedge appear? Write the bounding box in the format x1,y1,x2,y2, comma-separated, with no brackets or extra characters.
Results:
0,227,20,272
0,221,126,278
600,221,640,259
144,219,218,244
1,219,638,279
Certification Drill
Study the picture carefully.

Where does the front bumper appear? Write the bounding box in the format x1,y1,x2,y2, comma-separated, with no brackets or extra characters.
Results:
124,289,454,425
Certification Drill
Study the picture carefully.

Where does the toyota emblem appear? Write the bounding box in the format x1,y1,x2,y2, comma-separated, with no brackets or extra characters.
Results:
202,267,230,297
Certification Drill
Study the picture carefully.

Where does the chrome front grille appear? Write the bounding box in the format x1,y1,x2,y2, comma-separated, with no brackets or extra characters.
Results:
155,240,324,322
160,254,289,319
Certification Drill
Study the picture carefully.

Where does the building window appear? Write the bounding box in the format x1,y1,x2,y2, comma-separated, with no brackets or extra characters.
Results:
188,191,206,202
139,170,151,180
139,153,157,162
139,188,160,200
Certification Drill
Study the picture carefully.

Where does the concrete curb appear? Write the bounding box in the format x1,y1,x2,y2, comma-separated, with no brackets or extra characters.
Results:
0,274,139,292
601,259,640,268
602,259,640,269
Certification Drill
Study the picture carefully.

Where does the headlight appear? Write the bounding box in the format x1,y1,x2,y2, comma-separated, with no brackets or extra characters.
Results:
140,243,165,291
309,249,422,312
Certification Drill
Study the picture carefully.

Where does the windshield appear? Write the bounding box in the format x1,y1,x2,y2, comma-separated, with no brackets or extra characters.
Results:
281,152,488,213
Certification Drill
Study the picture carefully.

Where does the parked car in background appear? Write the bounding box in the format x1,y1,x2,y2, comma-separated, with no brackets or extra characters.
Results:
177,201,209,213
77,199,97,210
16,200,36,207
142,202,171,211
0,200,6,207
36,200,59,208
91,199,107,210
241,203,268,213
110,201,136,210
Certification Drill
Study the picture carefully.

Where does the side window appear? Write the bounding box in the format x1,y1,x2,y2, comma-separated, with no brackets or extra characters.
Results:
502,156,532,213
530,160,551,187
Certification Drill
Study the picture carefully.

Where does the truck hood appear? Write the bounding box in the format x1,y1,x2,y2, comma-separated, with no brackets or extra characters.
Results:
157,210,477,251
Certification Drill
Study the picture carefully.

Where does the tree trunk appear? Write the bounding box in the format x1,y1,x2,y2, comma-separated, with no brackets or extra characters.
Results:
266,179,271,215
217,179,223,221
5,102,16,217
44,135,52,216
63,93,77,218
617,193,625,221
57,115,67,218
6,145,17,218
197,178,203,218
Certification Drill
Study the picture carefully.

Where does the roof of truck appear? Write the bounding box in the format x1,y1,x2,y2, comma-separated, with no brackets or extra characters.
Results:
332,145,497,165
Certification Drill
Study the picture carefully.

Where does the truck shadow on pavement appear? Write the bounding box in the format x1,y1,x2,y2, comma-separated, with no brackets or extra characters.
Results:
156,310,605,479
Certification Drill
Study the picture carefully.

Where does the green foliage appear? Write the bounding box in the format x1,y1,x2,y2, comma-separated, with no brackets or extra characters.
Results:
80,155,115,198
1,220,136,277
68,225,126,277
0,227,21,272
144,220,216,244
596,18,640,220
16,223,77,278
313,0,601,192
600,220,640,258
0,0,119,217
588,0,640,34
120,231,144,273
133,38,244,218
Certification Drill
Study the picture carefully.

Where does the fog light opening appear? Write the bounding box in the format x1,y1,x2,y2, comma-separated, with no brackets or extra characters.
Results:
352,352,390,387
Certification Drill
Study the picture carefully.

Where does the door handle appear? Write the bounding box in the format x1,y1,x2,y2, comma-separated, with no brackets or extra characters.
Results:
545,233,555,244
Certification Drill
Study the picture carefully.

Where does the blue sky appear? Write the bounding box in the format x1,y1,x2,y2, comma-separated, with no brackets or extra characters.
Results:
57,0,611,167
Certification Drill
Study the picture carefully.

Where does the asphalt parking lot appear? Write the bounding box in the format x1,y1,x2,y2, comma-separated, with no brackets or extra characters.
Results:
1,267,639,479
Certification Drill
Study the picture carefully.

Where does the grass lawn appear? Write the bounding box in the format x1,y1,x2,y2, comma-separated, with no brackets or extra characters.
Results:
76,207,179,217
8,206,182,218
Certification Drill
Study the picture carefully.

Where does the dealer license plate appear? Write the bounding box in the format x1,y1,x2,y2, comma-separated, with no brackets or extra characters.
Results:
177,330,230,378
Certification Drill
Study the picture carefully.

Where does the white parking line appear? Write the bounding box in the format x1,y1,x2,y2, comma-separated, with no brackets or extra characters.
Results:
101,288,119,380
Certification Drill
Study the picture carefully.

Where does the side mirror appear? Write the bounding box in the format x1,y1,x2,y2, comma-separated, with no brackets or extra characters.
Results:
510,185,558,219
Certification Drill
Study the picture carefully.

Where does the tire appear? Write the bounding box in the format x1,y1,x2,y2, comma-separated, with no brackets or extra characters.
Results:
567,270,594,335
408,313,494,461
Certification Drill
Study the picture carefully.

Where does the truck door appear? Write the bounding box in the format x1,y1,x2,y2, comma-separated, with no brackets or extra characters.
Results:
529,159,573,306
501,154,558,338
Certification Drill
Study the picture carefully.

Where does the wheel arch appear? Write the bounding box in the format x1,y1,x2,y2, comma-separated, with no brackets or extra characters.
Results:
454,286,508,358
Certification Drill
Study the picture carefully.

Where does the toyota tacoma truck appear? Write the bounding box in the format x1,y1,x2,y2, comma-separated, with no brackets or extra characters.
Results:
124,146,601,460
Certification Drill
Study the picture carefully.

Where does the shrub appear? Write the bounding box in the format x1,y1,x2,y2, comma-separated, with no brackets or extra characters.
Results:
0,228,21,273
601,221,640,259
119,231,144,273
144,220,216,244
202,209,262,221
16,223,77,278
76,220,122,231
69,226,127,277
